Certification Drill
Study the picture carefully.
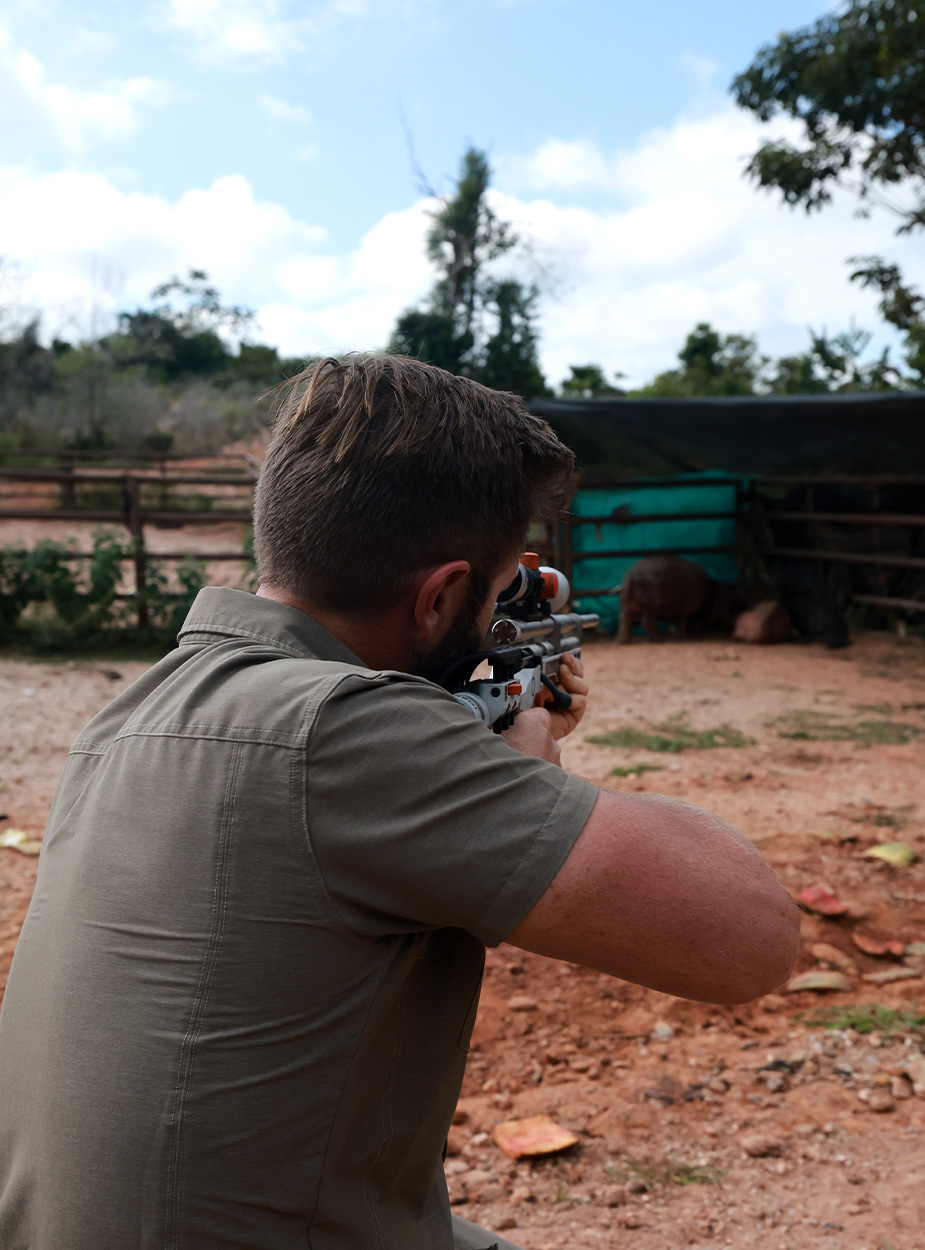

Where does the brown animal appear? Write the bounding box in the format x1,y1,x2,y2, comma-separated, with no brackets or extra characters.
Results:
616,555,735,644
733,600,793,644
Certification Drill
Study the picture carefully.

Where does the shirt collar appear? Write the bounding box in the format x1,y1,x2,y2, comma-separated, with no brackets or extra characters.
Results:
177,587,366,666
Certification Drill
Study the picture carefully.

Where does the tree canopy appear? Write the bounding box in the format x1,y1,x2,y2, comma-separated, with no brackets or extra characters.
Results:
389,147,550,397
732,1,925,234
732,1,925,382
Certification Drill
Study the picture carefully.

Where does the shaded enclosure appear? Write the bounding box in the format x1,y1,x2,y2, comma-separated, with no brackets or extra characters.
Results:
531,393,925,639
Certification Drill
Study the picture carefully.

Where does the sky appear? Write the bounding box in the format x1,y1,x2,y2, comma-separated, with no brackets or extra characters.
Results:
1,0,920,387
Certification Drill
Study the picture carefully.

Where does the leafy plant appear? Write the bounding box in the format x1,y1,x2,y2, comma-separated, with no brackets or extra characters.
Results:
611,763,666,777
800,1003,925,1036
616,1159,724,1190
0,529,212,654
774,709,921,746
590,713,754,753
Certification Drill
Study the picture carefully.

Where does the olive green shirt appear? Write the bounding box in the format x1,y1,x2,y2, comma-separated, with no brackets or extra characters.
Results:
0,588,597,1250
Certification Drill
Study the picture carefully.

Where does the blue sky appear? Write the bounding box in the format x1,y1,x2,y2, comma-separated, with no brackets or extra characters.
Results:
1,0,919,385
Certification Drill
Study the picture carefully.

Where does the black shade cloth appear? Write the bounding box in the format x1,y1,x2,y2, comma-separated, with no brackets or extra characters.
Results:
530,392,925,478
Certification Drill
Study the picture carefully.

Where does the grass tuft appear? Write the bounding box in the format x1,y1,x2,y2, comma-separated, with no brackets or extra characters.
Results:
610,763,666,777
590,714,754,754
799,1003,925,1036
774,709,921,746
613,1159,724,1190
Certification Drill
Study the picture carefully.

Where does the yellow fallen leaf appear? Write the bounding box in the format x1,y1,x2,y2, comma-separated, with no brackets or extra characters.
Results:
492,1114,578,1159
785,970,853,993
864,842,917,866
863,968,922,985
0,828,42,855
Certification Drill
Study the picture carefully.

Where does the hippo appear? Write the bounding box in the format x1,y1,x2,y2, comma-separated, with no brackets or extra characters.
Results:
616,555,738,644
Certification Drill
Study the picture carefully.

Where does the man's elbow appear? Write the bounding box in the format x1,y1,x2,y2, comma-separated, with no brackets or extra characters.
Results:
709,891,802,1005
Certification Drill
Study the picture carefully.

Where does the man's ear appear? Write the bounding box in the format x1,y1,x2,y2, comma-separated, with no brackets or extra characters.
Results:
412,561,471,644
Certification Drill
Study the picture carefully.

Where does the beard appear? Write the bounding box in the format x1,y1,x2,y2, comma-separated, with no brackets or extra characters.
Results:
409,567,492,686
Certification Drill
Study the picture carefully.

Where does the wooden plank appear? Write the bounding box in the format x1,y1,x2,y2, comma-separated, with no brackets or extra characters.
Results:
765,546,925,571
0,468,254,487
0,507,126,522
569,510,735,525
576,476,737,489
853,593,925,613
54,551,251,562
141,509,252,524
769,511,925,527
757,475,925,486
570,545,737,561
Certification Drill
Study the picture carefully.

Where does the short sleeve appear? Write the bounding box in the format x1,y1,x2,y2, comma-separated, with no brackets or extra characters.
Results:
304,672,599,944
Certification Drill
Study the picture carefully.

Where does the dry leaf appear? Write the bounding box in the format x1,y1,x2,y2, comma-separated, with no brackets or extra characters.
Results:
851,933,905,958
864,842,917,867
811,942,856,973
862,968,922,985
796,884,850,916
785,970,853,993
492,1114,578,1159
0,828,41,855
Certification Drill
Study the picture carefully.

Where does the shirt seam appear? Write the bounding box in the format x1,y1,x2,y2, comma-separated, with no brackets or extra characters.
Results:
468,772,591,942
110,724,304,748
176,623,310,658
300,670,415,939
305,943,396,1243
164,740,242,1249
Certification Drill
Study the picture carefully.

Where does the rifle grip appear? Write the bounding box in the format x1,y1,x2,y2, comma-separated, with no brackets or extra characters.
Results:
540,672,572,711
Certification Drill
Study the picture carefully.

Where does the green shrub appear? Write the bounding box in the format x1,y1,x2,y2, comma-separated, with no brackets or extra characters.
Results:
0,529,212,654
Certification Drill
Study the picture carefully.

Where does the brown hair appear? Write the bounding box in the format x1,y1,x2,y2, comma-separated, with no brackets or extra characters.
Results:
253,354,575,615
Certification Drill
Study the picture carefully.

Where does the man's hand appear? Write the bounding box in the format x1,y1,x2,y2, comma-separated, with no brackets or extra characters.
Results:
545,651,589,741
501,707,561,766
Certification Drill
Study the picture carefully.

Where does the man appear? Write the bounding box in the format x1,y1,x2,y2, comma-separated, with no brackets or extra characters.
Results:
0,355,799,1250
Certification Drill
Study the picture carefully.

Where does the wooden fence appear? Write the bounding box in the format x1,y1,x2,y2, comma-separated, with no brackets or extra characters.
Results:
2,466,924,625
0,464,255,627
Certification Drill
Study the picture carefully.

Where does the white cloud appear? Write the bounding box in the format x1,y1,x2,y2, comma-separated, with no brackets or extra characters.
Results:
495,106,920,384
72,28,117,56
0,22,172,153
0,168,433,354
257,93,313,125
292,144,321,163
0,102,919,386
160,0,372,65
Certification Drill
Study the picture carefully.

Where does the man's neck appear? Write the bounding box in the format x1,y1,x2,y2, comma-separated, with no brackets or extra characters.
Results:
256,584,411,672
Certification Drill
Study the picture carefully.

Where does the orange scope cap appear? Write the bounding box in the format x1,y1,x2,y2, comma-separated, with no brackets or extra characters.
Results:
521,552,540,569
539,571,559,600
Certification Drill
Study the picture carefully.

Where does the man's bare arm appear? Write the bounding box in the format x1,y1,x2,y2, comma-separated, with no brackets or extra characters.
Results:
506,788,800,1005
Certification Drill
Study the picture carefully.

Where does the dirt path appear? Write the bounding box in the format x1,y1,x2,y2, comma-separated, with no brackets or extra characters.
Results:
2,633,925,1248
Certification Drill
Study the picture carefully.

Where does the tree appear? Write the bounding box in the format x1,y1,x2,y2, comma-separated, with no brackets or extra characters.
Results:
766,327,901,392
389,148,549,396
732,2,924,232
109,270,257,383
149,270,256,341
732,2,925,379
559,364,625,398
632,323,764,397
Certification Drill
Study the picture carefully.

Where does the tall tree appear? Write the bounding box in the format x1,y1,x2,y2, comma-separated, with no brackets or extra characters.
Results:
732,1,925,378
632,323,764,397
559,364,625,398
389,148,549,396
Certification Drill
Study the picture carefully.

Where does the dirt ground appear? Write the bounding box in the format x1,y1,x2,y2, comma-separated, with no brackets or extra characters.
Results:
2,631,925,1249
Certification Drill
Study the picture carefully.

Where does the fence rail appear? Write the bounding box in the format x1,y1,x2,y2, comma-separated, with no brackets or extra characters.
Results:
3,466,925,629
0,467,255,628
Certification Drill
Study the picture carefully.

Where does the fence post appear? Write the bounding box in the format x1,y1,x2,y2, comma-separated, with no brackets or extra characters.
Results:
124,475,148,629
562,514,574,601
59,449,76,509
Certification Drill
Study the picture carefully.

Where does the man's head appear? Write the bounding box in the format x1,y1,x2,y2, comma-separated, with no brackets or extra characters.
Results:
254,356,575,656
